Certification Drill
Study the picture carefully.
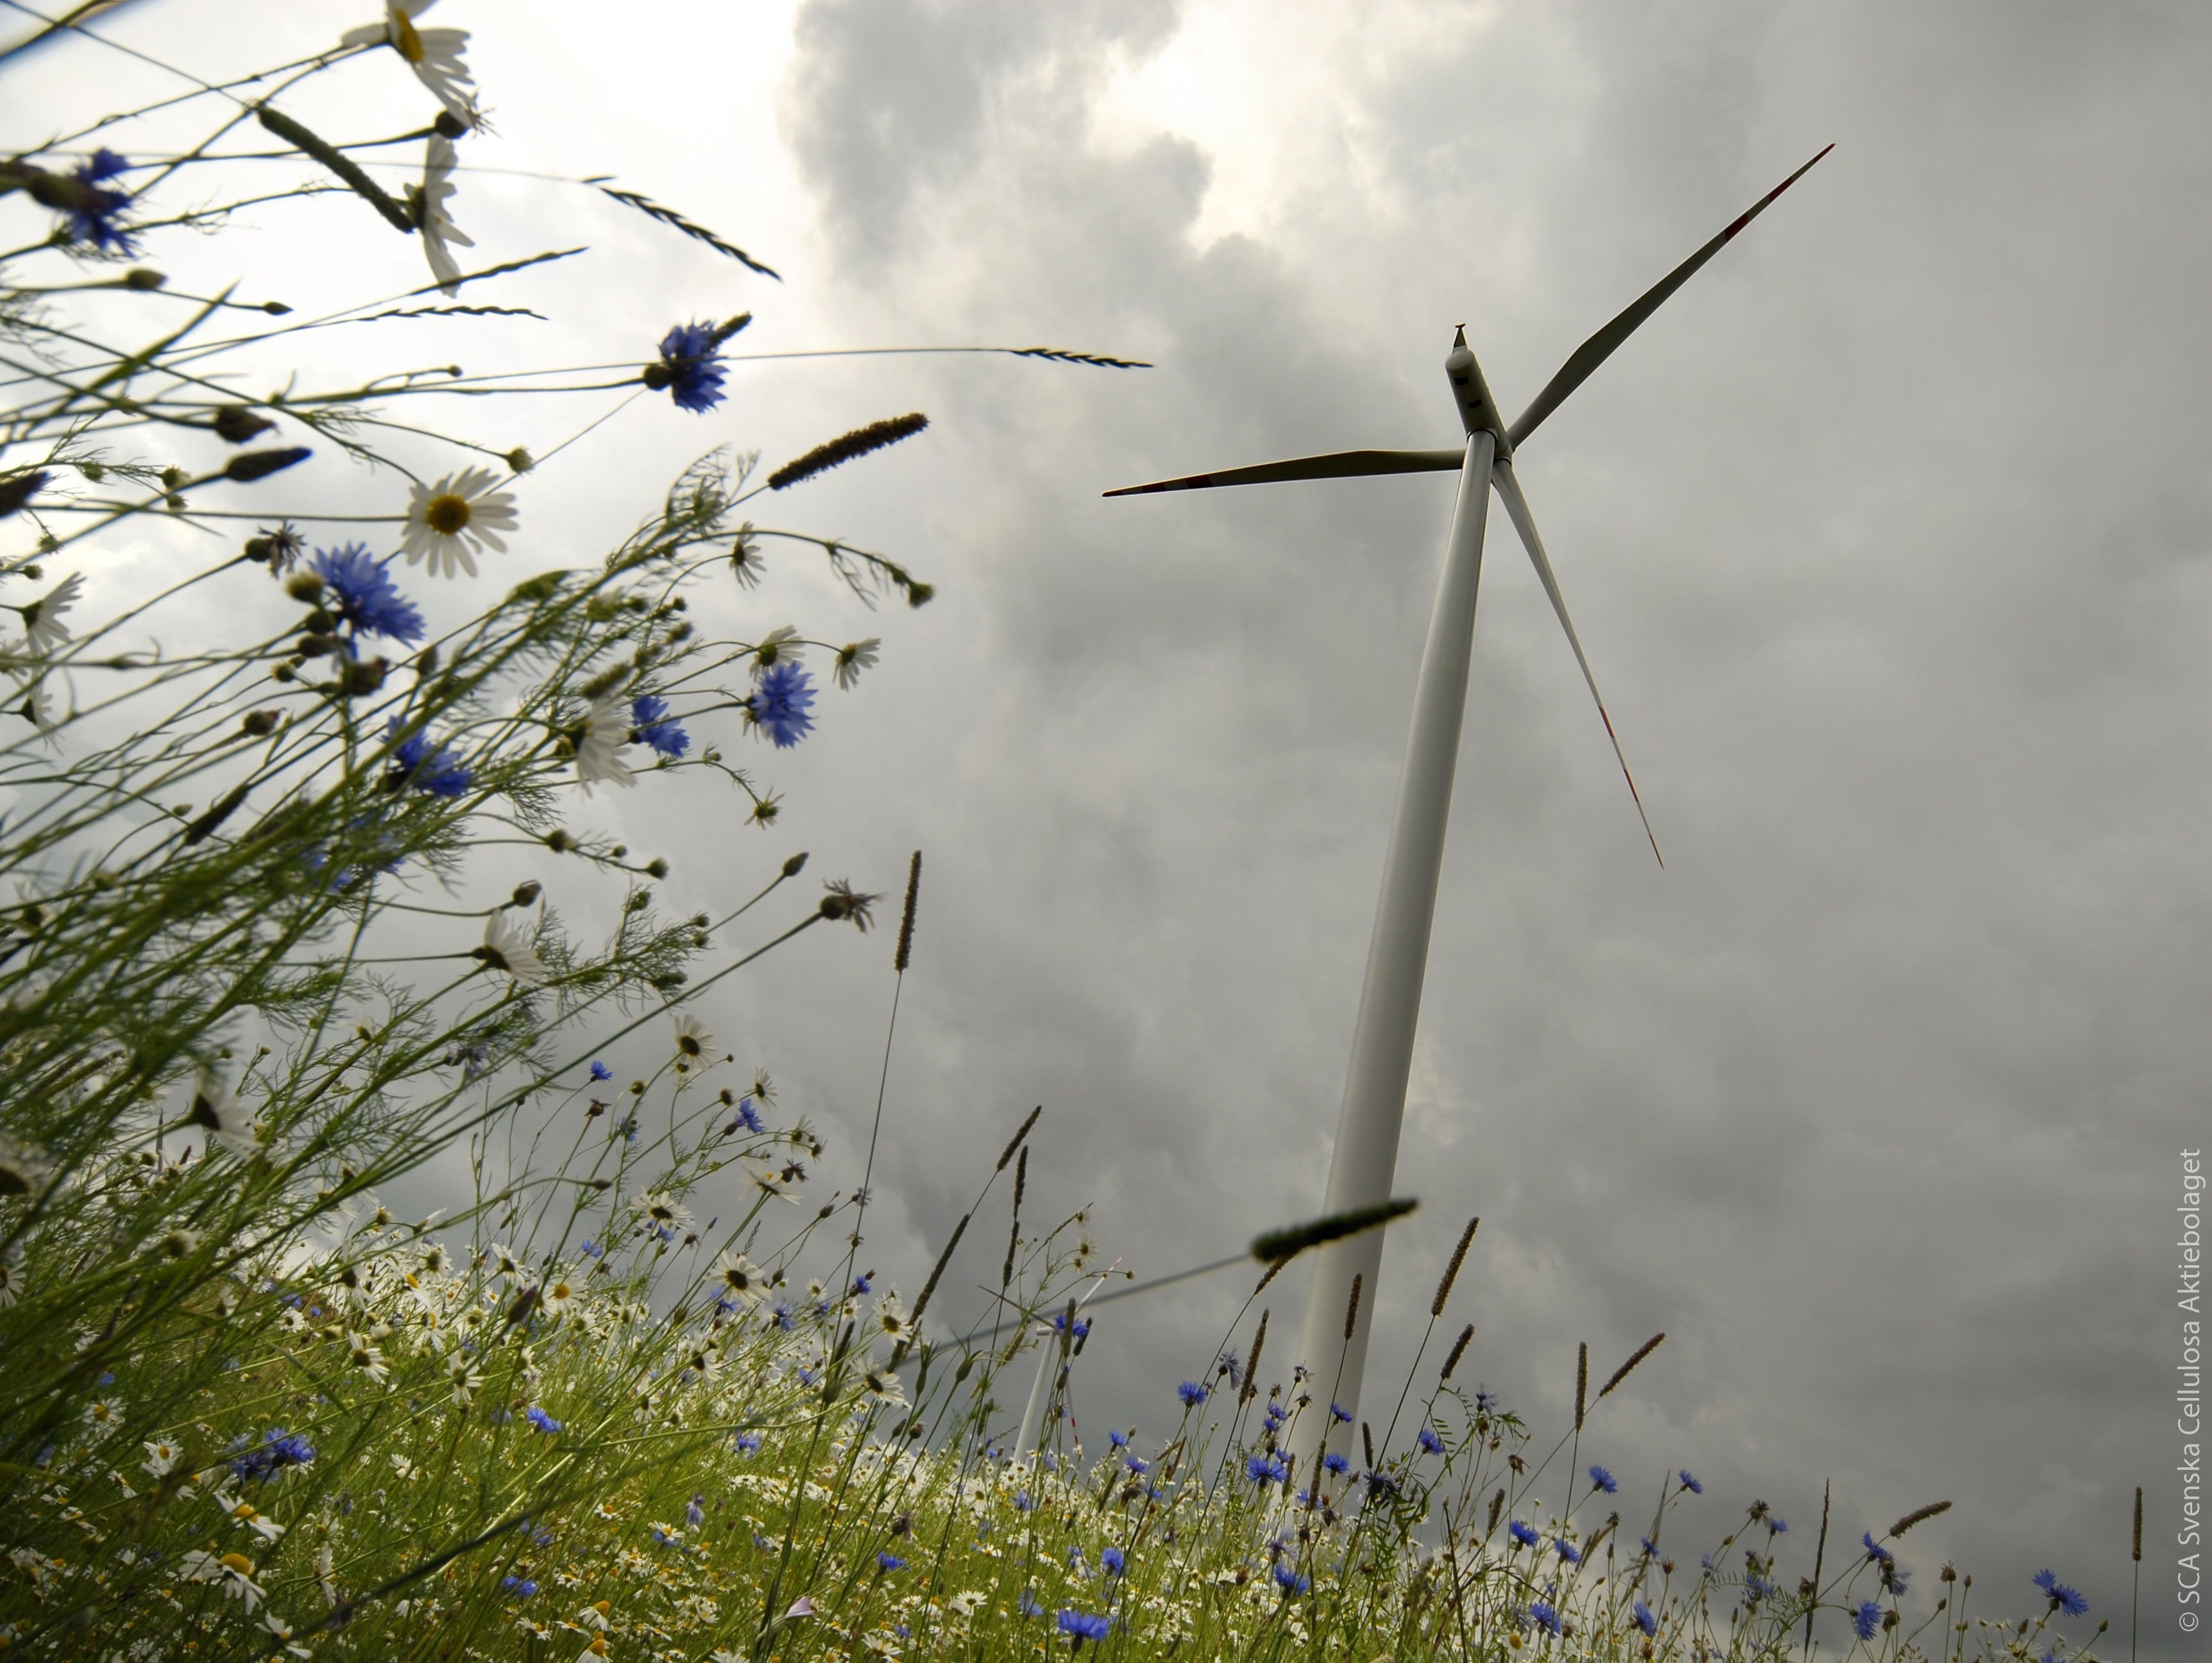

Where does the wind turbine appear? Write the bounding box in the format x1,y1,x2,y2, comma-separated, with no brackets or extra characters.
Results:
1104,146,1833,1476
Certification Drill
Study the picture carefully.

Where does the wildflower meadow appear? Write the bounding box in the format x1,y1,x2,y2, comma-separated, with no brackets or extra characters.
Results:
0,5,2136,1662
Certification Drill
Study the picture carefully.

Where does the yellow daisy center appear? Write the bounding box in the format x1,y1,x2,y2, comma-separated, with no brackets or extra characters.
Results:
425,493,472,535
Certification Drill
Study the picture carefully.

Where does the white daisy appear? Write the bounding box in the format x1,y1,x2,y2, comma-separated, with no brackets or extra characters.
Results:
445,1353,480,1406
477,912,547,987
872,1290,909,1342
640,1191,690,1234
19,572,81,656
413,134,475,294
729,524,765,590
16,678,58,742
345,1331,389,1384
340,1,477,124
832,637,880,691
747,1163,803,1206
574,697,634,793
400,465,514,579
142,1437,182,1479
712,1251,767,1306
671,1012,713,1062
539,1273,579,1315
177,1548,266,1612
185,1076,261,1156
752,625,803,674
212,1488,287,1543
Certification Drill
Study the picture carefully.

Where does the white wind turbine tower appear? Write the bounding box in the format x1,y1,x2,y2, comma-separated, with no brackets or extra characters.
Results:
1105,147,1833,1476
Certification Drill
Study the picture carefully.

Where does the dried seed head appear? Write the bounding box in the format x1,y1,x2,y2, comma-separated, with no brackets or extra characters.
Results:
1242,1309,1268,1403
1441,1322,1474,1380
1888,1501,1951,1538
767,412,929,491
1574,1342,1588,1431
1343,1273,1363,1341
1250,1196,1418,1266
1431,1215,1479,1316
995,1106,1041,1172
1597,1332,1666,1399
893,849,922,973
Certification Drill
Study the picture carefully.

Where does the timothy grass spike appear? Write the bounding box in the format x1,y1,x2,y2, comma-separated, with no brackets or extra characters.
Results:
1431,1214,1478,1316
1597,1331,1666,1399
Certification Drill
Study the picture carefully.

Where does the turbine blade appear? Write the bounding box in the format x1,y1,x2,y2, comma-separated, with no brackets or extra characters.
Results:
1103,448,1464,497
1506,144,1834,451
1490,458,1663,867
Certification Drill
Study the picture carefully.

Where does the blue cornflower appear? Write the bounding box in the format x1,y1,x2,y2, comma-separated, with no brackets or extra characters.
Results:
1107,1429,1128,1449
652,321,729,414
1640,1537,1660,1557
1418,1426,1444,1454
1262,1402,1288,1434
589,1061,611,1082
1273,1563,1311,1595
1474,1388,1498,1413
1014,1490,1035,1511
1330,1401,1352,1424
1051,1313,1093,1341
1057,1609,1112,1646
1746,1574,1773,1601
1589,1463,1618,1494
1863,1532,1893,1564
770,1301,795,1331
1177,1381,1207,1408
1633,1600,1658,1637
1018,1590,1044,1617
2033,1570,2088,1616
1322,1452,1349,1476
502,1576,538,1597
1246,1453,1289,1487
230,1428,316,1483
733,1433,761,1455
630,694,690,759
1853,1601,1883,1641
580,1240,602,1257
1123,1454,1148,1476
1509,1521,1540,1548
312,543,423,646
750,661,815,747
1678,1469,1703,1494
64,149,134,252
851,1273,872,1295
1529,1600,1564,1636
385,720,471,797
733,1096,764,1134
1099,1546,1125,1576
876,1552,905,1573
685,1494,705,1529
1554,1539,1581,1565
524,1407,561,1435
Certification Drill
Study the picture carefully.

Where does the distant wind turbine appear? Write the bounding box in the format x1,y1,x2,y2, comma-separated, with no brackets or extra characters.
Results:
1104,146,1833,1474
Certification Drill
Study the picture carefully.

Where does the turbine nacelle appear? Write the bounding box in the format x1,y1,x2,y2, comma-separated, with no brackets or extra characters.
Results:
1445,325,1511,455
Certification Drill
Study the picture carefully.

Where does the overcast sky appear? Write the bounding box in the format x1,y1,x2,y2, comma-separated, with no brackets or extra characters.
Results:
14,1,2208,1651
